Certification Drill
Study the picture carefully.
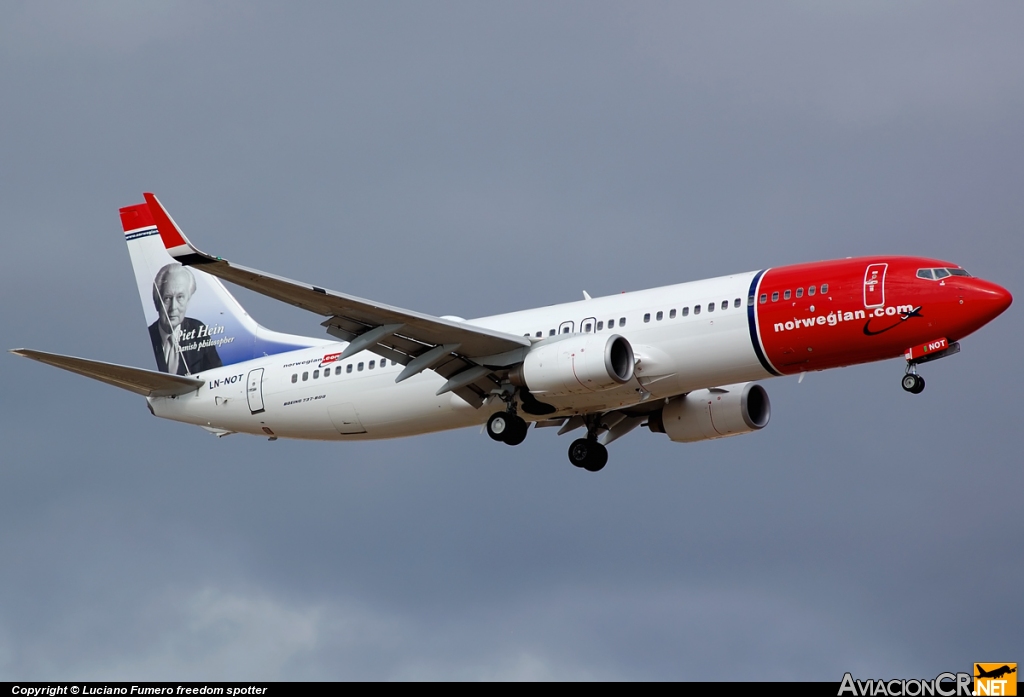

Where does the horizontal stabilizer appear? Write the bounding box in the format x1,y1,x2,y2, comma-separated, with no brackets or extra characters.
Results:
10,349,204,397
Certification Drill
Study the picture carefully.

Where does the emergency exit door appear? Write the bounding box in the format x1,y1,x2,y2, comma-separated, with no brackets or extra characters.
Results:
246,368,265,414
863,263,887,309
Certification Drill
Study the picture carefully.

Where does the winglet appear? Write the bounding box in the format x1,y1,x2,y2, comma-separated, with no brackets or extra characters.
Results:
143,192,217,265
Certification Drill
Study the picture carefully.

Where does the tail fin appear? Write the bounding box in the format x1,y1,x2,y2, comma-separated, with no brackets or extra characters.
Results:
121,197,321,375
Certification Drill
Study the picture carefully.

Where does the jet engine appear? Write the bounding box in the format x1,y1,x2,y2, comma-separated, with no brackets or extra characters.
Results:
509,334,635,397
648,382,770,443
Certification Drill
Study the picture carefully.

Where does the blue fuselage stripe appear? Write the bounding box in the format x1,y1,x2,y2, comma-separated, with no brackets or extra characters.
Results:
747,270,781,376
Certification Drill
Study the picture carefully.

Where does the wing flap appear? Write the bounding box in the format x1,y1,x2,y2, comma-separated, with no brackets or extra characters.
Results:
11,349,204,397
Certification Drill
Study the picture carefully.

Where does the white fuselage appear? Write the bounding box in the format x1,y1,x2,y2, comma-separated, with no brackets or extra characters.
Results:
150,271,773,440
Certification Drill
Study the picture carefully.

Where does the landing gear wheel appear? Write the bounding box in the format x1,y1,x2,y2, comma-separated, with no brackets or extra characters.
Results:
901,374,925,394
567,438,608,472
487,412,528,445
502,415,528,446
487,412,510,442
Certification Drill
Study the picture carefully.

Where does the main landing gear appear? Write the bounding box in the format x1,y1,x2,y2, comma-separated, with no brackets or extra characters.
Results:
485,391,610,472
487,410,528,446
566,414,609,472
567,437,608,472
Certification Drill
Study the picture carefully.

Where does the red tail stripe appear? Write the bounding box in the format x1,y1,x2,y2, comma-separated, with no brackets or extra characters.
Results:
143,192,187,250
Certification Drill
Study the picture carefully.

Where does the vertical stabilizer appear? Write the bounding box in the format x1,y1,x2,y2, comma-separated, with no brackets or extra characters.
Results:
120,200,320,375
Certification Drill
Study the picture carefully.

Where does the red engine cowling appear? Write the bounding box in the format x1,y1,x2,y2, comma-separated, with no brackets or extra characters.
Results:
509,334,635,397
648,382,770,443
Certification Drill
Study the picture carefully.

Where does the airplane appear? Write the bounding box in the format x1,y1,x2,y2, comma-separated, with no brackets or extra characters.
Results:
11,194,1013,472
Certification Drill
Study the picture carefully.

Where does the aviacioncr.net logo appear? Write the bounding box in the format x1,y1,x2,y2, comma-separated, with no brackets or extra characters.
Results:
838,672,972,697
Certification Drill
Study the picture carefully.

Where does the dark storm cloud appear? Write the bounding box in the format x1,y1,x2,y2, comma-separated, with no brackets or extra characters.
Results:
1,1,1021,680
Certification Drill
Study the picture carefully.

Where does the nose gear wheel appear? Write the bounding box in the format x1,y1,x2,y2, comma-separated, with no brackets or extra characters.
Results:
901,373,925,394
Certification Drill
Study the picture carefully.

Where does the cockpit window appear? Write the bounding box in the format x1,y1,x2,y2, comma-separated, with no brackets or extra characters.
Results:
918,267,970,280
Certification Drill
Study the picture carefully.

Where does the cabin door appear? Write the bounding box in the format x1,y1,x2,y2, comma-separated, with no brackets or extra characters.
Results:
246,368,265,414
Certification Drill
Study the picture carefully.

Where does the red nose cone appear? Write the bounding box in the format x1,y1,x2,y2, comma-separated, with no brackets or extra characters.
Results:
974,280,1013,322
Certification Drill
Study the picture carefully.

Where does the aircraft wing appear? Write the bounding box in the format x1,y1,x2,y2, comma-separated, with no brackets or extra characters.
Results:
145,193,531,407
11,349,204,398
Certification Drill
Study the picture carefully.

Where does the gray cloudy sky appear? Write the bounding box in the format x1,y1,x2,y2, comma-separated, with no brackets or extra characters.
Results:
1,1,1021,681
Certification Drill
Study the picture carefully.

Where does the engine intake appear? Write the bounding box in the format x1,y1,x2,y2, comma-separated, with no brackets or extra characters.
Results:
509,334,634,397
648,382,770,443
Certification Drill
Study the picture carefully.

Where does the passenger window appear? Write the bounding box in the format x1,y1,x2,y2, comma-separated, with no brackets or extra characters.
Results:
669,309,676,319
302,371,308,381
358,362,364,371
608,319,615,328
771,291,779,302
821,283,829,293
656,311,663,321
708,302,714,313
561,326,570,334
644,313,651,323
584,322,592,332
933,269,949,279
369,360,375,369
313,369,319,379
682,307,689,317
535,331,542,338
346,364,353,374
694,304,701,315
335,366,342,375
796,288,803,298
291,374,297,383
735,298,742,308
721,300,728,310
549,329,556,336
783,290,791,300
808,285,816,296
597,321,604,330
620,317,626,326
759,294,767,304
381,360,387,367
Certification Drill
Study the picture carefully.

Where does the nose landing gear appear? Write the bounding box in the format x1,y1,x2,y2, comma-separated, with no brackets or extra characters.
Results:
900,339,960,395
901,371,925,394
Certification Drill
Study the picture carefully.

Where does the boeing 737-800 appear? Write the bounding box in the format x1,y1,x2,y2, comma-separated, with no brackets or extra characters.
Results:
12,194,1013,472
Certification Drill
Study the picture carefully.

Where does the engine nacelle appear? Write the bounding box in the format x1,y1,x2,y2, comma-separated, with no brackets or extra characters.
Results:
509,334,635,397
648,382,770,443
